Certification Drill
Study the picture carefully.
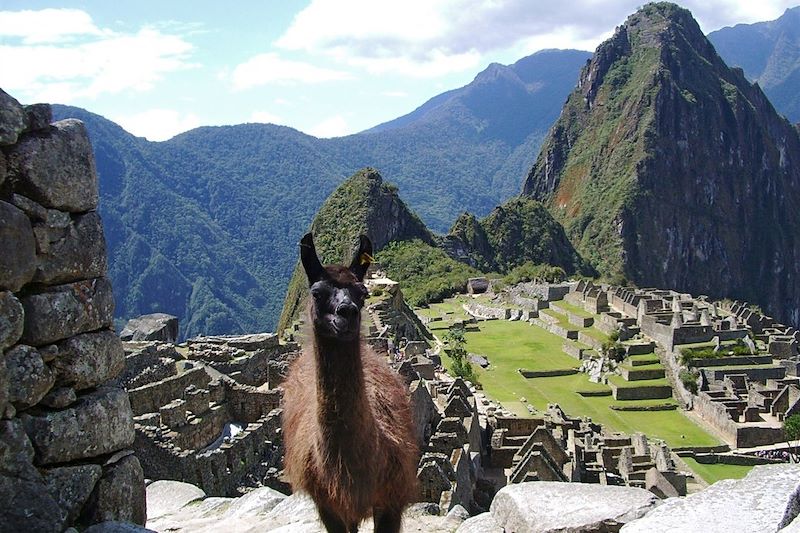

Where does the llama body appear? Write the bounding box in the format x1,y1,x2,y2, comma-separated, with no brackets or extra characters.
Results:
282,234,417,533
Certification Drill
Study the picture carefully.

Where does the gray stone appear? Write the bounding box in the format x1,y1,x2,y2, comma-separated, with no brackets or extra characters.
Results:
223,485,287,518
24,103,52,132
0,353,8,418
146,480,207,520
490,481,658,533
0,419,64,532
83,454,146,526
456,512,504,533
622,463,800,533
33,211,108,284
21,386,134,464
6,119,98,212
446,504,471,521
645,467,679,499
84,522,157,533
11,193,48,221
40,386,77,408
42,464,102,525
0,291,24,351
120,313,179,343
0,88,26,145
20,277,115,346
0,151,6,188
0,200,36,292
53,329,124,390
5,344,55,410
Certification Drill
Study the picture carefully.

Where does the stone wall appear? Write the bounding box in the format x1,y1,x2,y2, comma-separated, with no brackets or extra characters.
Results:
0,90,145,530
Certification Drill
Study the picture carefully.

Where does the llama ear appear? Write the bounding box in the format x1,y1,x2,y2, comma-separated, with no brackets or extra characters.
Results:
300,233,326,285
349,235,373,281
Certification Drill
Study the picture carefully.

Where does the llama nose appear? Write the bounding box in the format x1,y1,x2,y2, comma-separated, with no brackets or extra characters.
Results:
336,302,359,319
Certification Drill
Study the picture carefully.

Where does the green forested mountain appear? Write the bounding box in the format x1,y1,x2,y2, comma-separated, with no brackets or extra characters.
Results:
52,49,589,337
708,6,800,122
522,2,800,326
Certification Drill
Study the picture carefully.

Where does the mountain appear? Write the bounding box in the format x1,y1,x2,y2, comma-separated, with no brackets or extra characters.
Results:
708,7,800,122
50,48,588,337
522,2,800,326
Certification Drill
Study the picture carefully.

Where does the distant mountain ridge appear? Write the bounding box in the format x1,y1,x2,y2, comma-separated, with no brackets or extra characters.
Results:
708,6,800,122
51,48,589,337
522,2,800,326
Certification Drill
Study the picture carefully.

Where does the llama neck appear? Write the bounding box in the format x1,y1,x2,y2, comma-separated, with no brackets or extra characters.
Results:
313,335,370,442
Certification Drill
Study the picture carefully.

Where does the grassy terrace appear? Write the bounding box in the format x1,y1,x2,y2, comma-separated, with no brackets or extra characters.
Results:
424,301,720,449
551,300,594,318
681,457,754,484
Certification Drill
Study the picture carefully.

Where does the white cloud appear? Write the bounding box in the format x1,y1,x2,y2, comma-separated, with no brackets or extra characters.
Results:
110,109,201,142
230,53,352,90
249,110,284,125
308,115,349,138
0,8,108,44
0,9,194,103
276,0,800,76
382,91,409,98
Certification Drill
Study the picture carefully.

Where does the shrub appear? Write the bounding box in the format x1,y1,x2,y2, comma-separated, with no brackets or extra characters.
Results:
679,368,699,395
444,327,480,385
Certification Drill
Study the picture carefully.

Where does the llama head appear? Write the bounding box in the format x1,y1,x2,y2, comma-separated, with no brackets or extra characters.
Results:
300,232,373,341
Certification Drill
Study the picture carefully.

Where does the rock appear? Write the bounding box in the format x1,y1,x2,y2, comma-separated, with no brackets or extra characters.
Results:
645,467,680,499
146,480,207,520
0,291,24,351
24,103,52,132
446,504,471,521
457,512,504,533
407,502,441,517
0,354,8,418
83,454,146,526
120,313,179,342
0,88,26,145
21,386,134,465
20,277,115,346
0,200,36,292
223,486,287,518
83,522,157,533
40,386,77,408
0,151,6,188
42,464,102,525
5,344,55,410
52,329,124,390
11,193,47,221
490,481,658,532
0,419,64,532
33,211,108,284
6,119,98,212
622,463,800,532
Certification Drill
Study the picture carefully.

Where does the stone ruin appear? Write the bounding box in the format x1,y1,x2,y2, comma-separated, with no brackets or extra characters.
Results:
0,90,145,530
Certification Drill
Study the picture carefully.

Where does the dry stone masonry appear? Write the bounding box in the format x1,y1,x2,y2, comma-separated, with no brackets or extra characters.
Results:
0,88,145,531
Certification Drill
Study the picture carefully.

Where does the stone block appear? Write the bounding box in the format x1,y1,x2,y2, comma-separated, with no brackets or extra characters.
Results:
146,480,206,521
0,418,64,532
120,313,179,343
42,464,102,525
20,277,115,346
33,211,108,284
0,200,36,292
0,88,26,146
52,329,124,390
21,386,134,465
24,103,52,132
6,119,98,212
5,344,55,410
0,151,6,188
0,291,24,351
83,454,146,526
160,399,188,428
40,386,77,409
184,386,210,415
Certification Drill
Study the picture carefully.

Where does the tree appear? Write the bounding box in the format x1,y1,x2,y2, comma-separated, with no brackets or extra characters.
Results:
784,414,800,463
444,327,479,385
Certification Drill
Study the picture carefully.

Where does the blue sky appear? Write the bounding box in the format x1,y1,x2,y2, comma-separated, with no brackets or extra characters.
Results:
1,1,796,141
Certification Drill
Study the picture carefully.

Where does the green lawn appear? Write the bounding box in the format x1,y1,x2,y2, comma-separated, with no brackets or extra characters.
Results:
607,375,670,388
682,457,755,484
581,327,611,342
551,300,594,318
627,354,661,364
539,309,576,330
446,319,720,449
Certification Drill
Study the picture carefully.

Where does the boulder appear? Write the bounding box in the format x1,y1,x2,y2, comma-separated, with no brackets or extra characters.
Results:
42,464,102,525
83,522,157,533
5,344,55,410
24,103,52,132
0,419,64,532
33,210,108,284
20,277,115,346
6,118,98,212
146,480,207,521
21,386,134,465
52,329,125,390
457,512,504,533
0,291,24,351
622,463,800,532
40,386,77,409
120,313,179,343
82,454,146,526
490,481,658,532
0,200,36,292
0,88,26,145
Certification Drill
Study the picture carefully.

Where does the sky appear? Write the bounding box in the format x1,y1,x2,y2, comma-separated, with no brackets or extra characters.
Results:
1,1,797,141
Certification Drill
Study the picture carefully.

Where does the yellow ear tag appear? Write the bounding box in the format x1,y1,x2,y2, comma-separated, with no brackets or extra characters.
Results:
360,252,374,266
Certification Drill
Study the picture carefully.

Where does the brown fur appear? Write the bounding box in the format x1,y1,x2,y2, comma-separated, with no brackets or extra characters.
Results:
282,264,418,532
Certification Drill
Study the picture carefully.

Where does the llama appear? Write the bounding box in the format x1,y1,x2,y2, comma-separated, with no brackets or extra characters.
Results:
282,233,418,533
